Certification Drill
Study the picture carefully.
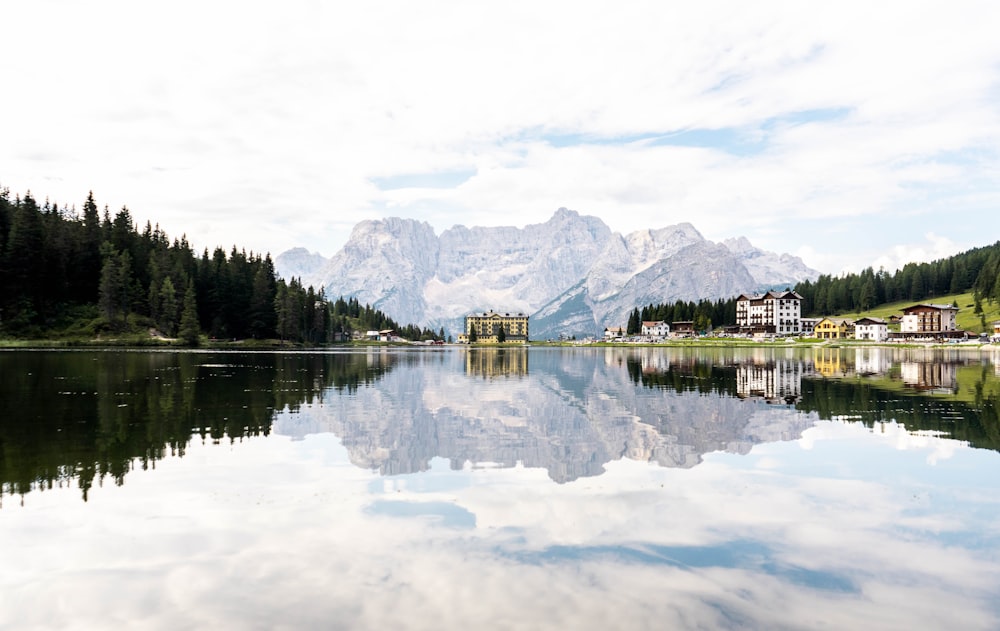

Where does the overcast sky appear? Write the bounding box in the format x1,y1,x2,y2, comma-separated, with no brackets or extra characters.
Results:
3,1,999,274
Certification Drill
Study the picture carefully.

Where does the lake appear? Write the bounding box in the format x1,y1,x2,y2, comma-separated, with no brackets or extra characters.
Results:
2,346,999,630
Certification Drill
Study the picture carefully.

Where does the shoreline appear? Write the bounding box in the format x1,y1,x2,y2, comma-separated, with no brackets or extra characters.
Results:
3,337,998,353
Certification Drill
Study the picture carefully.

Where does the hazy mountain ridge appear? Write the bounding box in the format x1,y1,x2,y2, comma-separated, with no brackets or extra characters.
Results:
276,208,819,338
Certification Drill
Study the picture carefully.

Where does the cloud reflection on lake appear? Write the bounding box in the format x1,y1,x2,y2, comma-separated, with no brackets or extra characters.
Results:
1,347,999,629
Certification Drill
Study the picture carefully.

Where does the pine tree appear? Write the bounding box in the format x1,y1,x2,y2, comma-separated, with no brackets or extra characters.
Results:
274,281,290,344
249,256,277,338
859,278,875,311
159,277,179,336
98,244,122,325
627,308,641,335
116,251,133,328
148,279,160,325
178,281,200,346
3,193,45,328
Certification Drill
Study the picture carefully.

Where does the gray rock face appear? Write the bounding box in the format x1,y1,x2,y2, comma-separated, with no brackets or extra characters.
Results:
275,208,819,338
273,247,327,282
723,236,817,288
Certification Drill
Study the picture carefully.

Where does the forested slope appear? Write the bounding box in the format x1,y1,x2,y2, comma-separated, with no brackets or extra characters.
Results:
0,188,440,343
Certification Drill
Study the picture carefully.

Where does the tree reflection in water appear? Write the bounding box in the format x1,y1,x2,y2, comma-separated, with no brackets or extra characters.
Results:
0,350,396,503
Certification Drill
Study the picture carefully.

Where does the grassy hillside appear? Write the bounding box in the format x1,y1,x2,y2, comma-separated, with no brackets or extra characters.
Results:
833,292,1000,333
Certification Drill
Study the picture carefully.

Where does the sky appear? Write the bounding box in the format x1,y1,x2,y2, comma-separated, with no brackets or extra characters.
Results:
3,1,1000,275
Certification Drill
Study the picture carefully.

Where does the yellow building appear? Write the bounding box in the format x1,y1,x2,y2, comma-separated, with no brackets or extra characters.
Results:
814,317,853,340
459,311,529,343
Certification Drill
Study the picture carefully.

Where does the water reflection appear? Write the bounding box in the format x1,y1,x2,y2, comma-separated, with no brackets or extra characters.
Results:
465,346,529,377
2,347,999,503
0,349,396,503
282,348,816,481
2,347,1000,629
277,346,1000,484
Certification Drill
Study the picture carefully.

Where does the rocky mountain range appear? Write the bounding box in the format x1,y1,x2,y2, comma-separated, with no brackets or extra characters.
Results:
276,208,819,339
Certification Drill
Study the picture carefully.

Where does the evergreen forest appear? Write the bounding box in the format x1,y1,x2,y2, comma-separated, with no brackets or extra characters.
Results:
793,242,1000,320
626,298,738,335
0,188,443,344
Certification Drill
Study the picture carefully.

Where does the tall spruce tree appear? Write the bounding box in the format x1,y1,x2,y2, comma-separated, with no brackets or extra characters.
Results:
158,277,179,336
178,281,200,346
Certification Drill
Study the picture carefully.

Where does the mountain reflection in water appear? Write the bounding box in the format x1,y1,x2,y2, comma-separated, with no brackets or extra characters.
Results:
2,346,998,503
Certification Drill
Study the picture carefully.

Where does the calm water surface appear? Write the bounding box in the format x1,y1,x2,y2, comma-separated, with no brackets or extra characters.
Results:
2,346,1000,630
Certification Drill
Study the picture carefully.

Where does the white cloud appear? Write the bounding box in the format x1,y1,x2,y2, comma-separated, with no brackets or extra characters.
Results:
2,1,1000,267
870,232,968,274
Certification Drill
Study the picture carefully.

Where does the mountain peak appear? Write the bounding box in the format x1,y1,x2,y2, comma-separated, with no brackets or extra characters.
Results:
723,237,817,288
275,212,819,339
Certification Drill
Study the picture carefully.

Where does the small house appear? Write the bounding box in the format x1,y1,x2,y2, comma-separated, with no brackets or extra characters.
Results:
641,321,670,338
815,317,853,339
854,317,888,342
672,321,695,336
604,326,626,340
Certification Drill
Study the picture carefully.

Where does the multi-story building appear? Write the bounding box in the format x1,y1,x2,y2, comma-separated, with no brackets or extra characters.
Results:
735,290,803,336
460,311,529,343
900,304,958,334
641,321,670,338
800,317,820,337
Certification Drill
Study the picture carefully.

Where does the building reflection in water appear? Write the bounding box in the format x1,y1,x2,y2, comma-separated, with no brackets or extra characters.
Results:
465,347,529,378
854,347,891,376
900,361,958,394
736,358,803,404
728,346,971,402
631,347,678,373
813,347,848,377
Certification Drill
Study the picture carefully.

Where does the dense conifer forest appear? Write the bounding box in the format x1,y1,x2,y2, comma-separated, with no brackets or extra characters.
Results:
0,188,443,344
625,298,738,335
793,242,1000,318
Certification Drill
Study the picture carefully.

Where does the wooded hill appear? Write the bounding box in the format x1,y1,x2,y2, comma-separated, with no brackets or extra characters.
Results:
0,188,443,344
794,241,1000,329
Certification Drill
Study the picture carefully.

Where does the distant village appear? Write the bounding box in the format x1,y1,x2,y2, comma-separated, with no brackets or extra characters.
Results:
445,292,1000,345
601,290,1000,344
